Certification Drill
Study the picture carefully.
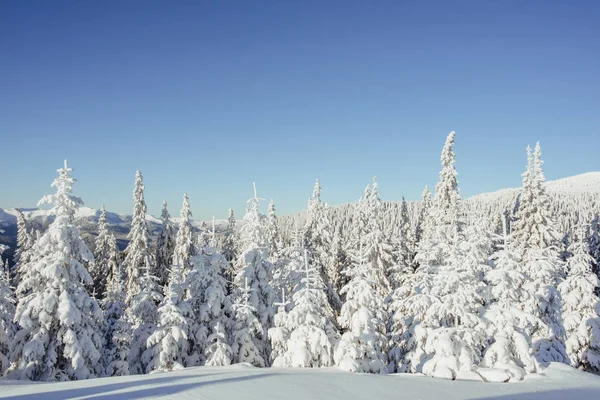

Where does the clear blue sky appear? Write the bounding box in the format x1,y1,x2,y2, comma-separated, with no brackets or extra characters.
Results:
2,1,599,220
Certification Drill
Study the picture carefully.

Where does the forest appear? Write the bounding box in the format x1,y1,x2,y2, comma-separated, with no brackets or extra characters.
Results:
1,131,599,383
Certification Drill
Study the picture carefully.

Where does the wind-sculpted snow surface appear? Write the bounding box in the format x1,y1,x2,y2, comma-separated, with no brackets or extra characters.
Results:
1,363,600,400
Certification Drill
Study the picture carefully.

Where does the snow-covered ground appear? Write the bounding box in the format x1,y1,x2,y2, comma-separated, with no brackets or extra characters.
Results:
1,363,599,400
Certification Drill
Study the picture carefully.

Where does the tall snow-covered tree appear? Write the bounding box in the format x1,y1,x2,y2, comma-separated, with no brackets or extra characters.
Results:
145,243,190,372
0,247,15,374
233,184,275,364
222,209,239,294
155,201,176,290
302,179,339,312
481,219,540,381
267,199,283,262
173,194,195,280
512,143,567,364
280,251,338,367
8,160,103,381
231,279,265,367
101,249,130,377
587,213,600,296
268,290,290,367
123,170,153,304
91,205,113,299
558,222,600,372
389,197,414,289
185,222,231,367
335,242,388,374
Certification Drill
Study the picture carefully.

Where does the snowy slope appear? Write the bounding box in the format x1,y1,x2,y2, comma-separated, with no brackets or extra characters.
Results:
468,171,600,203
1,363,599,400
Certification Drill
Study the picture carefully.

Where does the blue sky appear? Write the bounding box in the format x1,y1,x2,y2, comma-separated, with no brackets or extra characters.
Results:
2,1,599,220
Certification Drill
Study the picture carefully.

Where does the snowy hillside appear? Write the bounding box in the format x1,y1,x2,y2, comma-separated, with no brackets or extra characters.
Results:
1,363,599,400
468,171,600,203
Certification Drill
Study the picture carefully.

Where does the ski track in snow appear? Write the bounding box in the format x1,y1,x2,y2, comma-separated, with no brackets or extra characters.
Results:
0,363,599,400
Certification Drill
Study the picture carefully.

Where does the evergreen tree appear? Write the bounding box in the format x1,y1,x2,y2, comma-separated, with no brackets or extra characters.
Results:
123,170,154,304
231,279,265,367
268,290,290,367
186,222,231,366
303,179,340,312
204,322,233,366
267,199,283,262
0,248,15,374
389,197,414,289
155,201,176,290
233,184,275,364
8,161,103,381
512,143,567,364
101,250,130,377
481,220,540,381
281,251,338,367
91,206,112,299
587,213,600,296
335,242,388,374
146,244,190,372
558,222,600,372
222,209,239,294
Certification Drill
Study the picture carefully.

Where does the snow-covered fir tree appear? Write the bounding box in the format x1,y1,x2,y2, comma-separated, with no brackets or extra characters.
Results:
280,251,338,367
123,170,154,304
91,205,113,299
101,251,130,377
268,290,290,367
127,267,162,375
185,219,231,366
13,209,33,286
173,194,195,280
145,243,190,372
389,196,415,290
481,219,540,381
155,201,176,290
335,241,388,374
8,160,103,381
302,179,340,313
512,143,567,364
558,221,600,372
231,279,265,367
267,199,283,262
0,247,15,374
204,322,233,366
222,209,239,294
587,213,600,295
233,184,275,364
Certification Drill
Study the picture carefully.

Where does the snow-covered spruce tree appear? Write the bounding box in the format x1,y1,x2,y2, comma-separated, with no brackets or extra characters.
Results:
173,194,195,280
127,267,162,375
231,279,265,366
123,170,154,304
267,199,283,262
281,251,338,367
204,322,233,366
330,224,350,302
90,205,113,299
154,201,176,290
389,197,415,290
146,240,190,372
13,209,33,285
268,290,290,367
8,160,103,381
481,219,540,381
222,209,239,294
124,172,162,375
233,184,275,365
558,222,600,372
413,186,434,272
0,246,15,374
302,179,340,313
101,249,130,377
335,242,388,374
587,213,600,295
186,221,231,367
512,143,567,364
